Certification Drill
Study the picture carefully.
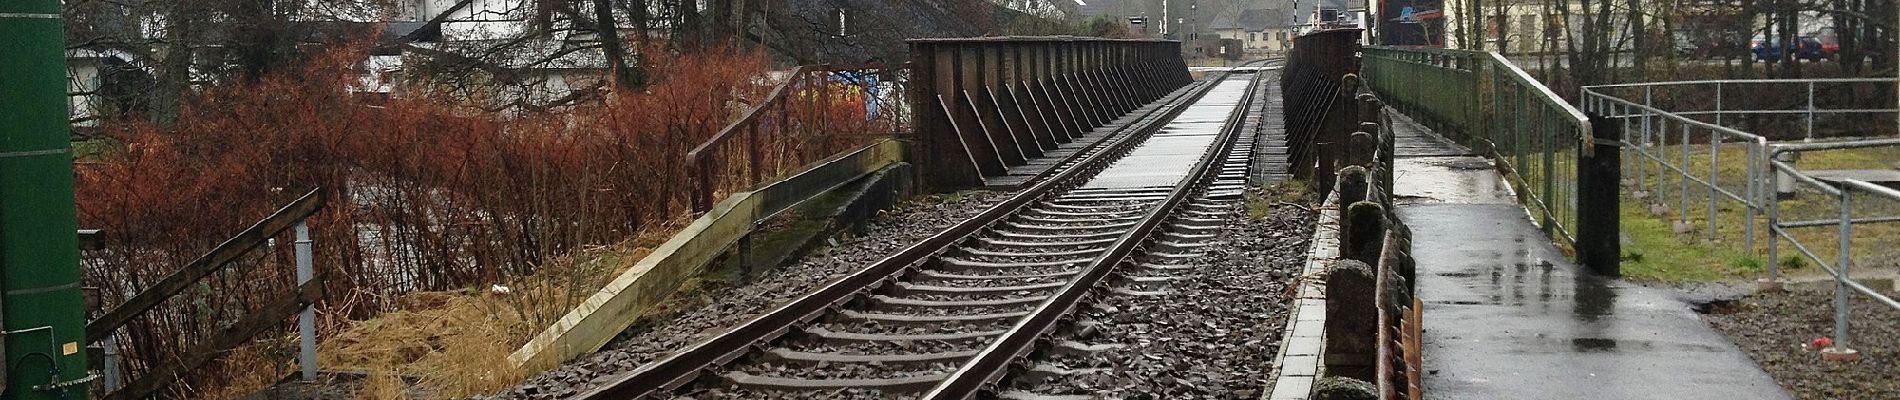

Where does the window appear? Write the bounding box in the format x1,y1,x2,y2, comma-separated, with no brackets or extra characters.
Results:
1250,32,1258,41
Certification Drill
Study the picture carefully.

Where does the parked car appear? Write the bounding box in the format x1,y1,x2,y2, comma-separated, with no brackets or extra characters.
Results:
1751,36,1829,61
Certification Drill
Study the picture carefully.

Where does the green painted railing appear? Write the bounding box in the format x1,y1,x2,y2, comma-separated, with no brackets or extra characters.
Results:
1364,46,1593,248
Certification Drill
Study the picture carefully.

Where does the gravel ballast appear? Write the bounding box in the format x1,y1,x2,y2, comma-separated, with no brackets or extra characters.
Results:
1705,288,1900,399
1015,192,1316,399
492,191,1006,399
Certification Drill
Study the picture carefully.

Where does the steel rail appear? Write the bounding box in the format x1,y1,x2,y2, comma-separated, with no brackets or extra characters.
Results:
922,61,1265,400
569,69,1235,400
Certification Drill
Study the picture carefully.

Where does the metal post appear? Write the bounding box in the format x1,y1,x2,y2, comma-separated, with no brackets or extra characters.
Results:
295,221,317,381
1622,104,1633,179
1681,123,1692,225
1715,82,1724,127
1,0,91,397
1542,108,1556,233
1657,118,1669,202
1765,148,1783,289
1516,85,1526,181
1709,134,1721,242
1641,86,1653,189
103,334,120,391
1822,187,1859,361
1494,69,1506,158
1744,140,1758,255
1806,81,1817,141
1638,103,1650,190
1776,150,1799,199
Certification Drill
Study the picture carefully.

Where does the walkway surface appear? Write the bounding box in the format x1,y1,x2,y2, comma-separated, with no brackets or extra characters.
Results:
1387,111,1791,400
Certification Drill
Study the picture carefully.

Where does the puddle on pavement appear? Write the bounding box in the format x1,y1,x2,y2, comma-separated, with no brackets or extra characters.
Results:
1393,157,1516,205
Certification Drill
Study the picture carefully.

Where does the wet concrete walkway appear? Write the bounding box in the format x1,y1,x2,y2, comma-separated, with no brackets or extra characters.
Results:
1387,111,1791,400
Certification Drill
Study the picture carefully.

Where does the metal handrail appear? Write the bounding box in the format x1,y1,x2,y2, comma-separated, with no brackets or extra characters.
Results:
1582,88,1774,255
1363,46,1594,247
1571,74,1900,363
1769,163,1900,358
1584,78,1900,141
1489,52,1590,128
1587,78,1900,88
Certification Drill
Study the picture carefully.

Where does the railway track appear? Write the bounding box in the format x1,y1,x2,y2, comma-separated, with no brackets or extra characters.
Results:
573,63,1270,400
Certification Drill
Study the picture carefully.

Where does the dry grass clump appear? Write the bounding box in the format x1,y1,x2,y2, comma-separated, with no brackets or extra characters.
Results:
311,219,678,398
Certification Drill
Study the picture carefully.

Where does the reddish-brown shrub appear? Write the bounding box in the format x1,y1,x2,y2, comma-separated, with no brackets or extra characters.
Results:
77,39,889,397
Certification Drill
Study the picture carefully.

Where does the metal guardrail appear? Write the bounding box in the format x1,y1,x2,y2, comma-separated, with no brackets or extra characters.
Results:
1363,47,1592,246
1768,140,1900,361
1585,79,1900,141
1583,78,1900,361
1580,87,1772,255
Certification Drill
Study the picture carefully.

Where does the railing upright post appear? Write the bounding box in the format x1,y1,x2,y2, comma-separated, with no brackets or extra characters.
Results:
1492,68,1504,153
1542,108,1556,234
1657,119,1670,204
1765,148,1782,289
1745,140,1758,256
1825,187,1857,360
1515,85,1525,176
1641,86,1652,190
1715,82,1724,127
1807,81,1817,141
1681,124,1692,224
294,220,316,382
1621,103,1632,178
1709,133,1721,241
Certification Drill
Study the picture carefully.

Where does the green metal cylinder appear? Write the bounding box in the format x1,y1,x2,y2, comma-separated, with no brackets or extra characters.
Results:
1,0,91,397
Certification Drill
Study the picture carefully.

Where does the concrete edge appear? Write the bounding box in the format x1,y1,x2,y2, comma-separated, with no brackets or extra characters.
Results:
1264,191,1340,400
506,139,904,370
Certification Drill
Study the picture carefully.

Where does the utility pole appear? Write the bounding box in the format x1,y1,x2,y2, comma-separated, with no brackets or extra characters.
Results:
0,0,91,399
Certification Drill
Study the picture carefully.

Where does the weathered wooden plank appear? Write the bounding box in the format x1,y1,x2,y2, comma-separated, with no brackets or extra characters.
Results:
86,188,327,343
507,140,903,370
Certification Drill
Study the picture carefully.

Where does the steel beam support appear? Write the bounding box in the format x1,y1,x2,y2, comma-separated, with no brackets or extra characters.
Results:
907,37,1190,189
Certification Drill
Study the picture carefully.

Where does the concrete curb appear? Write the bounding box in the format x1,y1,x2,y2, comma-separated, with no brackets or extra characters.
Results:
1263,191,1339,400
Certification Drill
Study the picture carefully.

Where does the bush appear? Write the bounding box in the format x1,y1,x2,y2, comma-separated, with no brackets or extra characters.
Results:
78,39,885,397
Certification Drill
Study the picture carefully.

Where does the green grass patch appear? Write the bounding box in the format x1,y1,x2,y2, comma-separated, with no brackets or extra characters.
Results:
1614,142,1900,282
1619,209,1774,282
1618,197,1764,282
1248,180,1314,220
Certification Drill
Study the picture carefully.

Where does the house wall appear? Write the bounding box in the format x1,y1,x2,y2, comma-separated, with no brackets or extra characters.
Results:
66,61,101,127
1221,28,1294,52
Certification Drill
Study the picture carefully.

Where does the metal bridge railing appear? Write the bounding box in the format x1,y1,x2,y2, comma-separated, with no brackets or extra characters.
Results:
1363,47,1592,247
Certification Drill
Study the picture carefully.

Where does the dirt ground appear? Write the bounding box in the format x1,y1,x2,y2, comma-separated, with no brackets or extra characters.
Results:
1704,287,1900,399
